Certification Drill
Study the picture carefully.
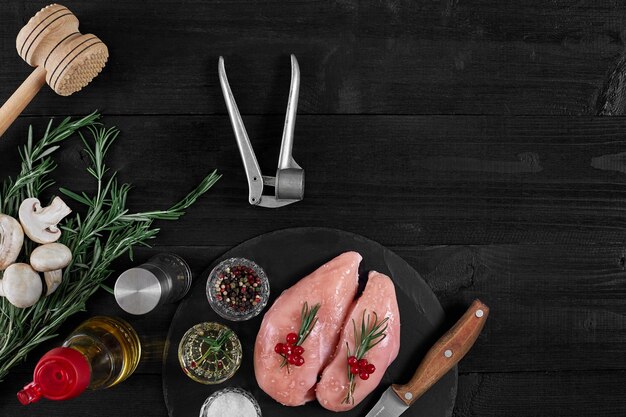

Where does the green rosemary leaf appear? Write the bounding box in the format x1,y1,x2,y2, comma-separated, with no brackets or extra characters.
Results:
27,126,33,154
100,284,114,295
42,118,53,142
36,145,60,161
368,334,388,350
59,188,92,206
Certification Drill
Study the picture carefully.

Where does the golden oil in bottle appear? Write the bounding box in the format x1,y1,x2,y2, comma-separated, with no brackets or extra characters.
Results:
63,316,142,389
18,316,142,405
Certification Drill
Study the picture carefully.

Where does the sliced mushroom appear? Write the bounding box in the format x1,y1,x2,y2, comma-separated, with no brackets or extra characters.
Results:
0,263,42,308
19,197,72,244
43,269,63,296
0,214,24,270
30,243,72,272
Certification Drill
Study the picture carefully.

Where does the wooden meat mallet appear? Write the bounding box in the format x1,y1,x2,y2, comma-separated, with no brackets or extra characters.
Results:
0,4,108,137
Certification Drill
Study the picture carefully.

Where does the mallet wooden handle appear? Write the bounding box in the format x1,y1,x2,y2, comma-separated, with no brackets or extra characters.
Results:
0,67,47,137
392,299,489,406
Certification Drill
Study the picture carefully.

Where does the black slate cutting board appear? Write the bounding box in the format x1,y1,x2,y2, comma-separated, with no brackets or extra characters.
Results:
163,227,457,417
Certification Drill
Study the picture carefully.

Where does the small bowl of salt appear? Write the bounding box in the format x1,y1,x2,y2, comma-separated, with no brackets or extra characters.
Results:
199,387,262,417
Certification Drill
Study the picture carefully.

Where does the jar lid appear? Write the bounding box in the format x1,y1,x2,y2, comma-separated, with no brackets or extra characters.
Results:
114,267,163,315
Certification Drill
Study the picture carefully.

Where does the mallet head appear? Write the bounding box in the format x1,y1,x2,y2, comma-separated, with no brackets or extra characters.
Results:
15,4,108,96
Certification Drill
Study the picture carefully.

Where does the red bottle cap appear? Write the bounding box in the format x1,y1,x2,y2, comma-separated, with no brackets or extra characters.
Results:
17,347,91,405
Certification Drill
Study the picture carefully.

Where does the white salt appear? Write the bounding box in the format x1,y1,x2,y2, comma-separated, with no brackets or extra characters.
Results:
200,390,258,417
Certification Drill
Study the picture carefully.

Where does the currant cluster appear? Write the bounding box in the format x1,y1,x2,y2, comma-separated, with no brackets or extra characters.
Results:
274,332,305,367
348,356,376,380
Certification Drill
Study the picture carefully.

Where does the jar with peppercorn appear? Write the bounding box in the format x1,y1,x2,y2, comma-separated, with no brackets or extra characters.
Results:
206,258,270,321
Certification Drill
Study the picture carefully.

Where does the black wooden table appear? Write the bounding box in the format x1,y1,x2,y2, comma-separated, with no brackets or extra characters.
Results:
1,1,626,416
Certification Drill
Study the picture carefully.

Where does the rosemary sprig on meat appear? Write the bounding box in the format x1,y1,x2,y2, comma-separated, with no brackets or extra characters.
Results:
296,301,321,345
342,310,389,404
275,301,321,371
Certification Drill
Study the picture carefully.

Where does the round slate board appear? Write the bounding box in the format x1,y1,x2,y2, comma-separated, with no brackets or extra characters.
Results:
163,227,457,417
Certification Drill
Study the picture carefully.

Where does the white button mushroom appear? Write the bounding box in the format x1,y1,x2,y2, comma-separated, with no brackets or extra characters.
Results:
0,214,24,270
19,197,72,244
0,263,42,308
30,243,72,272
43,269,63,296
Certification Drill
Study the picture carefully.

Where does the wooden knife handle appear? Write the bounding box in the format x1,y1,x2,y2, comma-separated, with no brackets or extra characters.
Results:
0,66,47,138
392,299,489,406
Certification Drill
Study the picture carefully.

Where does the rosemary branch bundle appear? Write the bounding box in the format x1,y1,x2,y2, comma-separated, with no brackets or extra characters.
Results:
0,112,220,381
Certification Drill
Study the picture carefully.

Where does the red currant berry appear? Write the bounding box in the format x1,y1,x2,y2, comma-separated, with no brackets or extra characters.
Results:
358,359,368,368
350,365,360,375
365,363,376,374
286,333,298,344
293,345,305,355
274,343,284,354
281,344,292,355
347,356,358,366
359,372,370,380
294,355,305,366
288,354,297,365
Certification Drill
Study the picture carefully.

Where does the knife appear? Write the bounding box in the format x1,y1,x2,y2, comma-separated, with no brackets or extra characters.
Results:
364,299,489,417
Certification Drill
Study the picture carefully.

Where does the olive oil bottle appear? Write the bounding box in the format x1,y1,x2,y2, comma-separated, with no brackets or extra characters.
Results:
18,316,141,405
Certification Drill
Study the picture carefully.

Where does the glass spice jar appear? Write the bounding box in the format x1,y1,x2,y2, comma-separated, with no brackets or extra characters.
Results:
199,387,262,417
206,258,270,321
178,322,242,385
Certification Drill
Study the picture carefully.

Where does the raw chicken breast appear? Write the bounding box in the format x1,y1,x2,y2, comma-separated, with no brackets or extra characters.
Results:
316,271,400,411
254,251,362,406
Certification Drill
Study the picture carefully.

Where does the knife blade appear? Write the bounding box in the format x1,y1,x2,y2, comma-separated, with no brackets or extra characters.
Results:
364,299,489,417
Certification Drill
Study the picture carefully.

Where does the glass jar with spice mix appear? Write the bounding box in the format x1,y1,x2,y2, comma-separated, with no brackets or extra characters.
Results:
206,258,269,321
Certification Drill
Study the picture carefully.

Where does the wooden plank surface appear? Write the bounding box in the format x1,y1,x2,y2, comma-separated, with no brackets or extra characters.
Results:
0,0,625,115
1,0,626,416
4,115,626,246
454,371,626,417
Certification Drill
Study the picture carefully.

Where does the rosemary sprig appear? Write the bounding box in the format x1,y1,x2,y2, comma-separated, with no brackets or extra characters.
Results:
0,112,100,216
297,301,321,345
279,301,321,369
196,329,234,368
0,114,220,381
342,310,389,405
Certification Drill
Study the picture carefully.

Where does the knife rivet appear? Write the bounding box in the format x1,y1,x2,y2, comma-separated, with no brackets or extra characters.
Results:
404,392,413,400
475,309,484,318
444,349,453,358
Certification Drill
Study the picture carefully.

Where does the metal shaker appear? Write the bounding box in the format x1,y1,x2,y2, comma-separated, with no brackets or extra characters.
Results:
114,253,192,315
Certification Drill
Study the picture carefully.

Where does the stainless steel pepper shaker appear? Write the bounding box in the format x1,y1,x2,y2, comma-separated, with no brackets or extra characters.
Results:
114,253,192,315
